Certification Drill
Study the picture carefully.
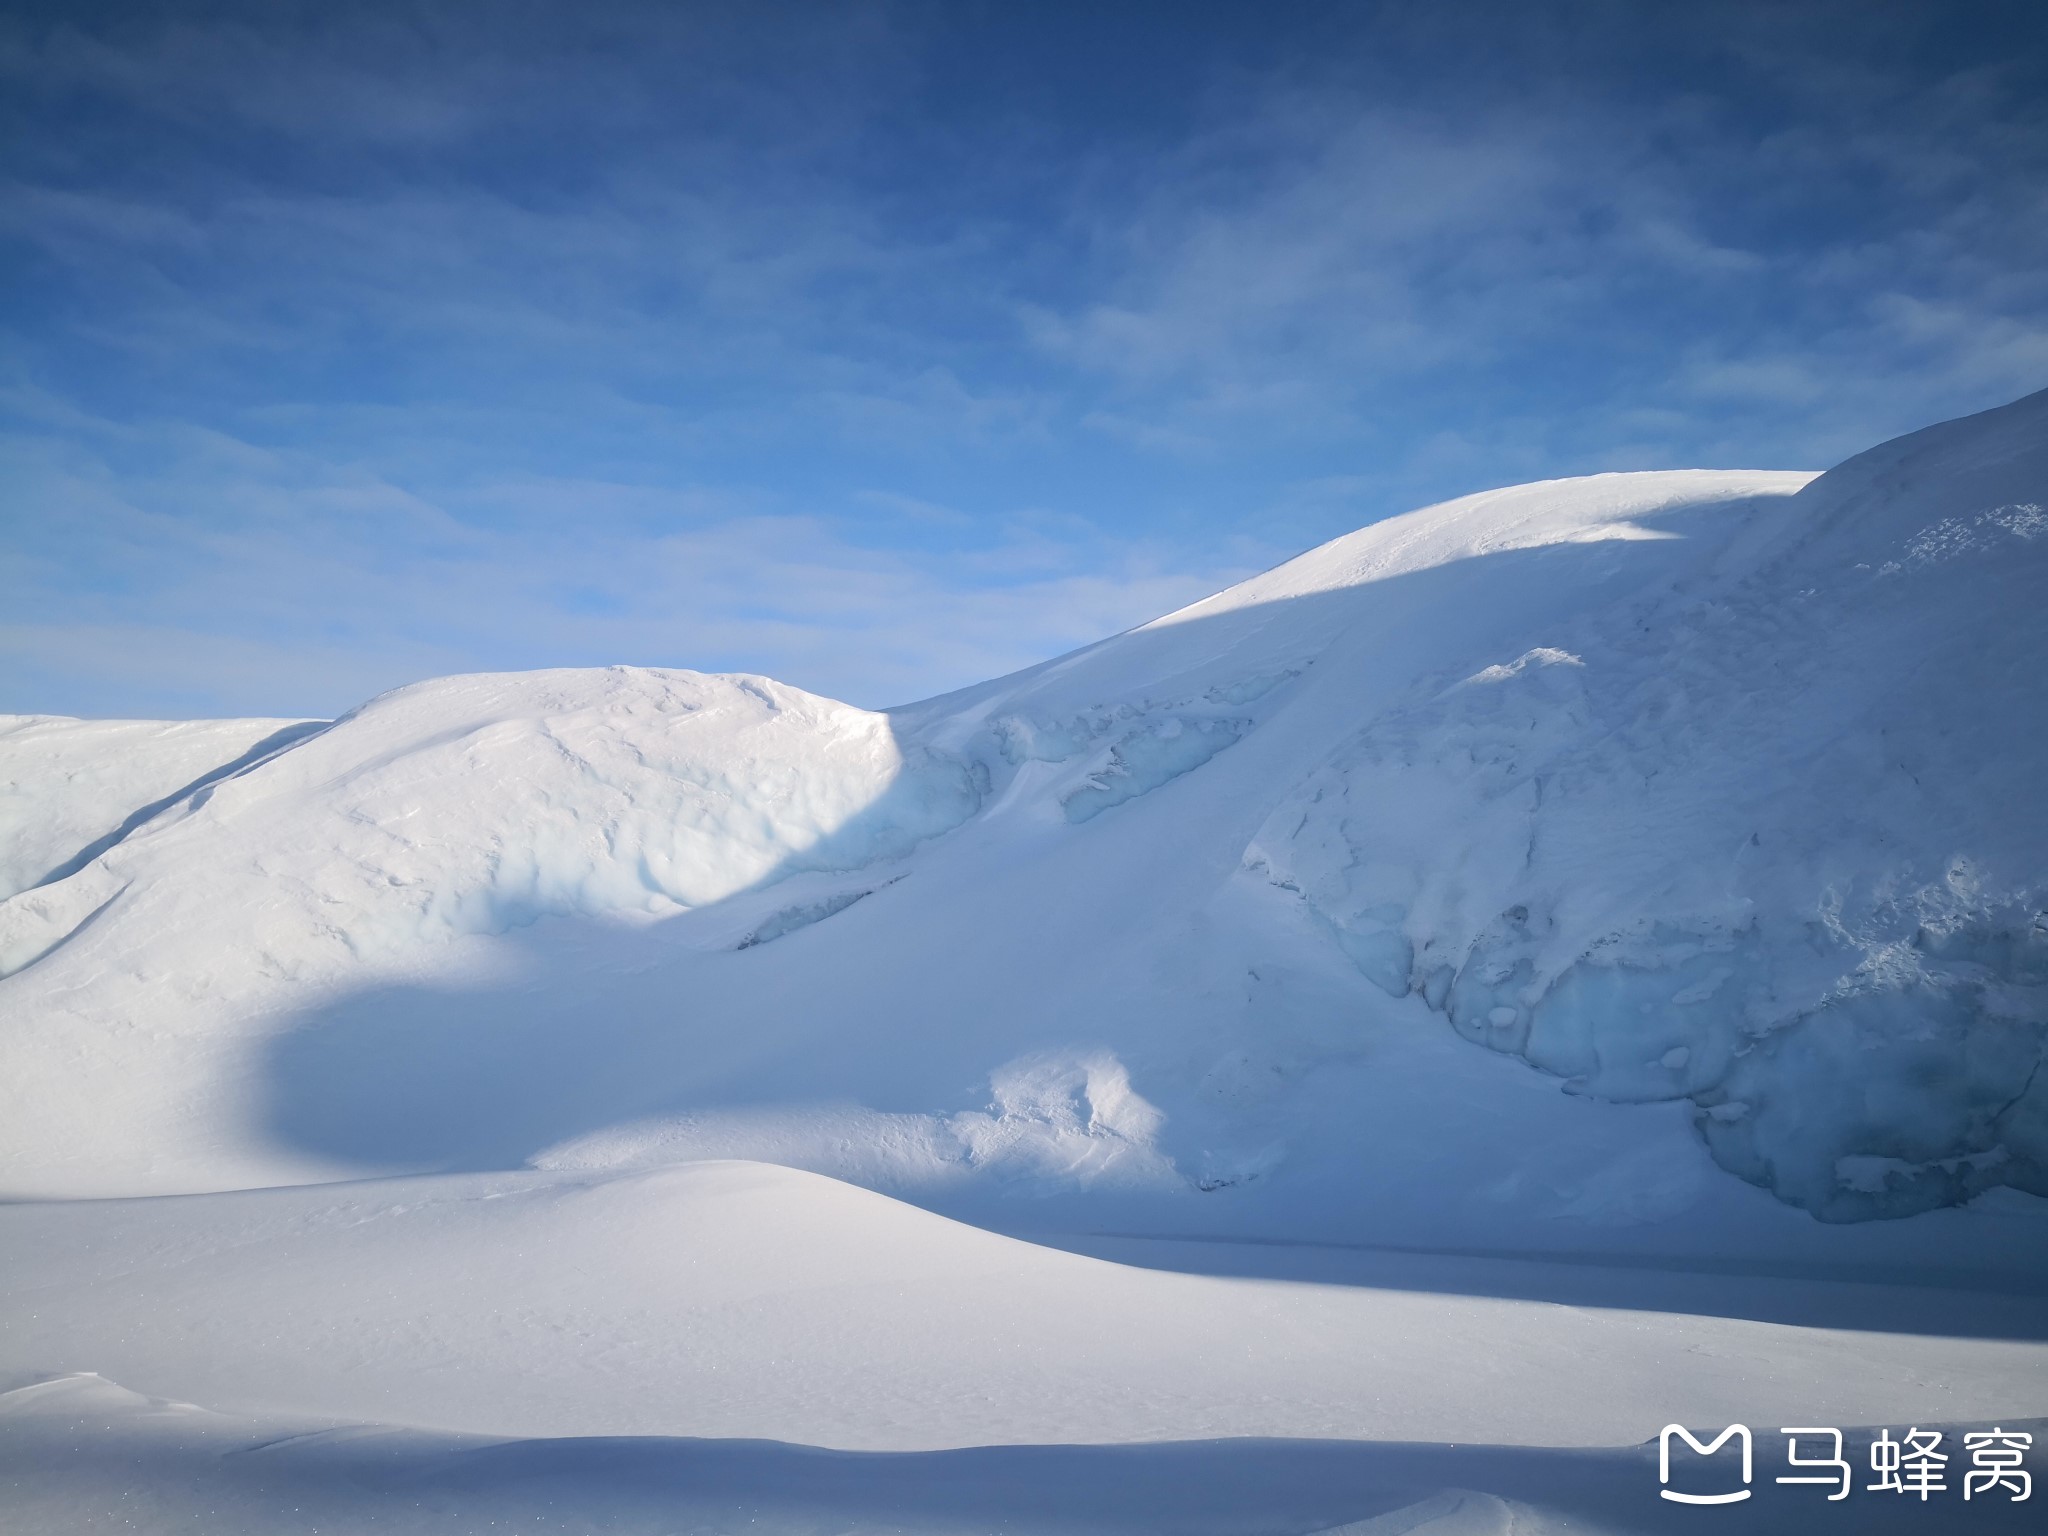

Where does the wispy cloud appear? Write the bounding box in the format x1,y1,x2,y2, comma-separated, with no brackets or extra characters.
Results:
1026,23,2048,472
2,1,2044,717
0,400,1250,716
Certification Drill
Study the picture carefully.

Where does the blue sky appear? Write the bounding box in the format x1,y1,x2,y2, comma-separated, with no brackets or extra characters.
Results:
5,0,2046,718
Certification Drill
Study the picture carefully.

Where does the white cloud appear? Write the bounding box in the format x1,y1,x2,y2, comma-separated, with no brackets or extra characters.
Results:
0,410,1250,717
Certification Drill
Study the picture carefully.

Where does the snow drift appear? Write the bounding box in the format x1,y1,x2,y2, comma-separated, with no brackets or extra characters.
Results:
9,1163,2045,1534
1,390,2045,1233
7,1160,2042,1451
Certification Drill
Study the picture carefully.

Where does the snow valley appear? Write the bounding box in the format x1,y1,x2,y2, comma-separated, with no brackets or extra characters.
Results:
3,389,2047,1533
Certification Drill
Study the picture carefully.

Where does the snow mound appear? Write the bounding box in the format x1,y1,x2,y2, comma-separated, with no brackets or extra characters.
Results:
0,666,978,976
534,1047,1182,1196
0,667,982,1192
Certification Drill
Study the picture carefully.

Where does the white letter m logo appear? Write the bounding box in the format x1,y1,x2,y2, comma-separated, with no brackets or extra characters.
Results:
1659,1424,1752,1504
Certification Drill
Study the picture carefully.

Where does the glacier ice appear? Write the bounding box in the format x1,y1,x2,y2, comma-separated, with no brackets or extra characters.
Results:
1061,716,1248,823
737,888,876,949
1249,392,2048,1221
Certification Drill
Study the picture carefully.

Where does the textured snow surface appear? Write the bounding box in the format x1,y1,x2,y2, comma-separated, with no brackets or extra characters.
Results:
6,1385,2039,1536
16,1160,2036,1450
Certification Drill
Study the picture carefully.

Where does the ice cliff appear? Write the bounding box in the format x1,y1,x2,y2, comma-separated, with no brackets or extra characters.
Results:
1247,391,2048,1219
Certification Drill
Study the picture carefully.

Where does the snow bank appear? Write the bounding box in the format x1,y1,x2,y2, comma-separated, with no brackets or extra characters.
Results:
0,667,981,1191
5,1373,2038,1536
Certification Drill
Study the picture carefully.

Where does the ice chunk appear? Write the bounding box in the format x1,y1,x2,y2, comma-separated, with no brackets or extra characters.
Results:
1062,716,1247,823
949,1051,1181,1191
737,889,873,949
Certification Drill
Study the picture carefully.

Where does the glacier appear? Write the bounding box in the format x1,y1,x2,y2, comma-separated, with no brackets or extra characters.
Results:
1248,392,2048,1221
0,395,2044,1236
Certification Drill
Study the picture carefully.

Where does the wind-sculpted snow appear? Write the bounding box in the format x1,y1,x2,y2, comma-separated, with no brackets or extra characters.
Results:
530,1048,1181,1195
12,409,2048,1536
1249,389,2048,1221
8,1161,2044,1456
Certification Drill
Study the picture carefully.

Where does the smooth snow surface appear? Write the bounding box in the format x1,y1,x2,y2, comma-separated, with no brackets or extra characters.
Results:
4,1162,2045,1533
14,1160,2038,1451
4,390,2047,1532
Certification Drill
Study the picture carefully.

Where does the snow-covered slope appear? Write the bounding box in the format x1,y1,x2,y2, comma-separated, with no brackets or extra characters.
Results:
0,714,318,901
1,392,2044,1244
0,667,976,980
7,1160,2046,1534
19,1160,2037,1451
6,1163,2045,1532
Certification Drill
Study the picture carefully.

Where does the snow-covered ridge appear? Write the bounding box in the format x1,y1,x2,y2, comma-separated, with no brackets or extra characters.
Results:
0,667,980,980
0,391,2043,1233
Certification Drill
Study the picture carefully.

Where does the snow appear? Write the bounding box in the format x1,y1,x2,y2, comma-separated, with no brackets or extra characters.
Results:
7,1374,2035,1536
18,1158,2037,1450
2,389,2046,1531
0,667,981,1192
3,1162,2044,1532
0,714,317,901
1061,715,1247,822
